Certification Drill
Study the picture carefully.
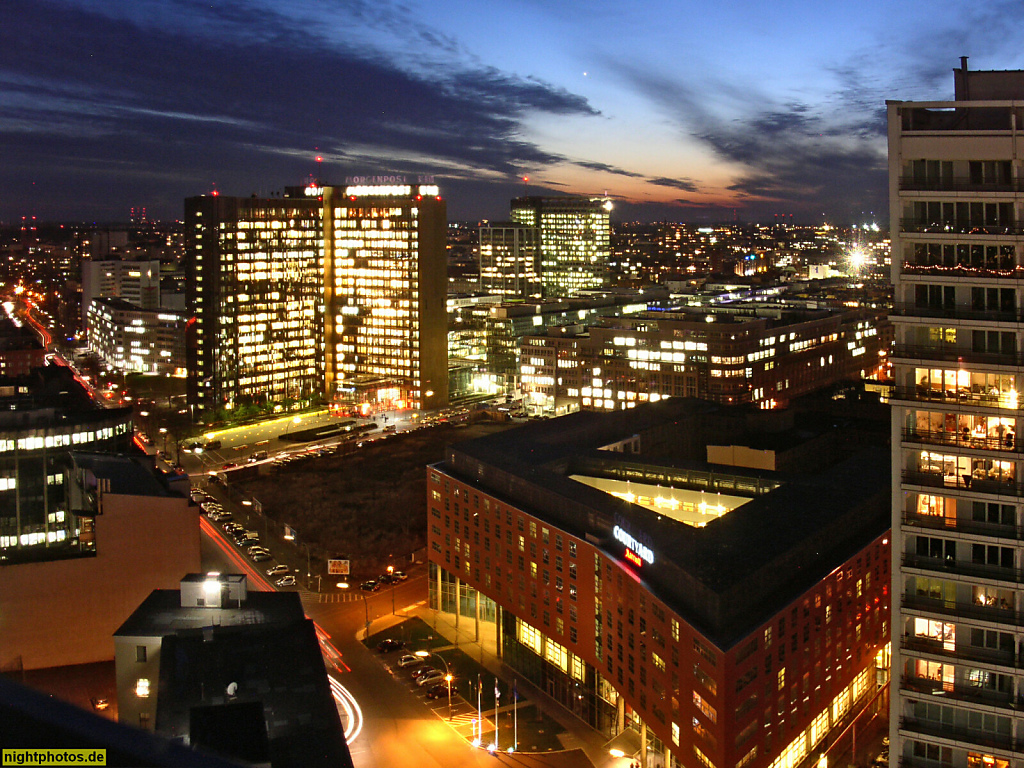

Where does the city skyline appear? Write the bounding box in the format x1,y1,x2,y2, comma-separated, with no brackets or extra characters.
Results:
4,1,1024,224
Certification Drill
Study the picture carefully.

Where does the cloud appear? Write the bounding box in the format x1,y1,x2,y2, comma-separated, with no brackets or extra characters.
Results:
647,177,700,193
572,159,645,179
607,61,887,221
0,0,598,220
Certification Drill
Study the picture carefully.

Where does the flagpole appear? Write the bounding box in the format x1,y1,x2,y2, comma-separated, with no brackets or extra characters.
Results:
513,679,518,752
495,677,500,751
477,674,482,744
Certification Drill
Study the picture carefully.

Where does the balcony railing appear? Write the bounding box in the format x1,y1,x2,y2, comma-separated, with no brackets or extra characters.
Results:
901,428,1019,453
891,302,1021,324
899,177,1022,193
900,634,1017,668
899,220,1024,236
902,552,1024,585
898,716,1017,753
900,676,1018,710
891,344,1024,367
900,263,1022,281
902,593,1020,626
902,512,1019,540
900,470,1017,497
888,386,1014,410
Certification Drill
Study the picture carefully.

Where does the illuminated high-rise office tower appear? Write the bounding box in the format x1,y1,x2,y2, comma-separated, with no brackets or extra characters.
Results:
511,195,611,297
185,193,323,414
323,184,448,410
479,222,541,297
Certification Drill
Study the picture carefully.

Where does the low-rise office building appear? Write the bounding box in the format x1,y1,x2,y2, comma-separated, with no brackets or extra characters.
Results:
426,399,891,768
520,306,891,415
87,297,187,375
0,451,198,671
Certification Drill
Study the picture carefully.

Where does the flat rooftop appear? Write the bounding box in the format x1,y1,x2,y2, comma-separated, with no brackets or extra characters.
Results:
440,397,890,646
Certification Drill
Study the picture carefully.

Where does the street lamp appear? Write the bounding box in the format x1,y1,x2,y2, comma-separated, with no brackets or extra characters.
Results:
386,563,396,615
415,651,453,720
158,427,168,458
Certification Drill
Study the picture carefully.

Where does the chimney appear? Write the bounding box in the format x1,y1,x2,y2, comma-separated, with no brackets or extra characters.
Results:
960,56,969,72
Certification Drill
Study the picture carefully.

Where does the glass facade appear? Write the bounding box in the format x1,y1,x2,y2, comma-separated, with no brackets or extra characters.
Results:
511,196,611,297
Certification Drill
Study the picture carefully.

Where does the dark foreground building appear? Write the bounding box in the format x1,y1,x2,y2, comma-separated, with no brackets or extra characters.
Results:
114,574,351,768
426,397,891,768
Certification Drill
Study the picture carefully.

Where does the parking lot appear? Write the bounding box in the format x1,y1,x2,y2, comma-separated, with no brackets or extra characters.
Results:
365,618,567,752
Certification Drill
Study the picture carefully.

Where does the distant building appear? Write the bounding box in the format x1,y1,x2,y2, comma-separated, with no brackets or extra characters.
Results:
478,222,541,298
184,193,323,413
0,316,46,377
519,307,891,415
0,450,198,671
511,196,612,297
115,574,352,768
426,398,891,768
889,60,1024,768
81,257,161,331
87,298,187,375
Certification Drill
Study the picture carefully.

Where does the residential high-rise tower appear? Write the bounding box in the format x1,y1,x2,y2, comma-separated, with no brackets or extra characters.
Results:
889,59,1024,768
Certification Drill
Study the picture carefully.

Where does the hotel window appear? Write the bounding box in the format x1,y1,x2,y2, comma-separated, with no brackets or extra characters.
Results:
136,646,147,663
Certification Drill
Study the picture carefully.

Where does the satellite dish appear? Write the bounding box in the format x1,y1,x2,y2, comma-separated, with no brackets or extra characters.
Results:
226,682,238,697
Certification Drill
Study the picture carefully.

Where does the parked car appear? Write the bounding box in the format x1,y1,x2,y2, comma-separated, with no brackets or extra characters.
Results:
376,639,405,653
408,665,434,680
360,580,380,592
276,575,297,587
222,522,243,534
416,670,446,687
391,570,408,582
425,681,456,699
250,551,271,562
267,564,290,577
396,654,420,668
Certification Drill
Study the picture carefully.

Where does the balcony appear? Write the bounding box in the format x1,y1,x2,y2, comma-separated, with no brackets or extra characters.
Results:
902,553,1023,585
900,675,1017,710
892,303,1021,324
899,716,1017,753
899,176,1022,193
900,470,1017,497
901,428,1019,454
891,345,1024,367
888,386,1014,410
900,635,1016,668
899,220,1024,236
902,594,1019,627
901,512,1019,541
900,262,1022,280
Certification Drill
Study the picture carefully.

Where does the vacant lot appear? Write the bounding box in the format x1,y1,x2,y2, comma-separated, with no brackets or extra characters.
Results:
238,420,516,577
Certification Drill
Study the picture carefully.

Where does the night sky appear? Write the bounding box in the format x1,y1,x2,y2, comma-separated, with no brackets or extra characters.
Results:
3,0,1024,224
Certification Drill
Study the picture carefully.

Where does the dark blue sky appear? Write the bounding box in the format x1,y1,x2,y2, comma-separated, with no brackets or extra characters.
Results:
3,0,1024,224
